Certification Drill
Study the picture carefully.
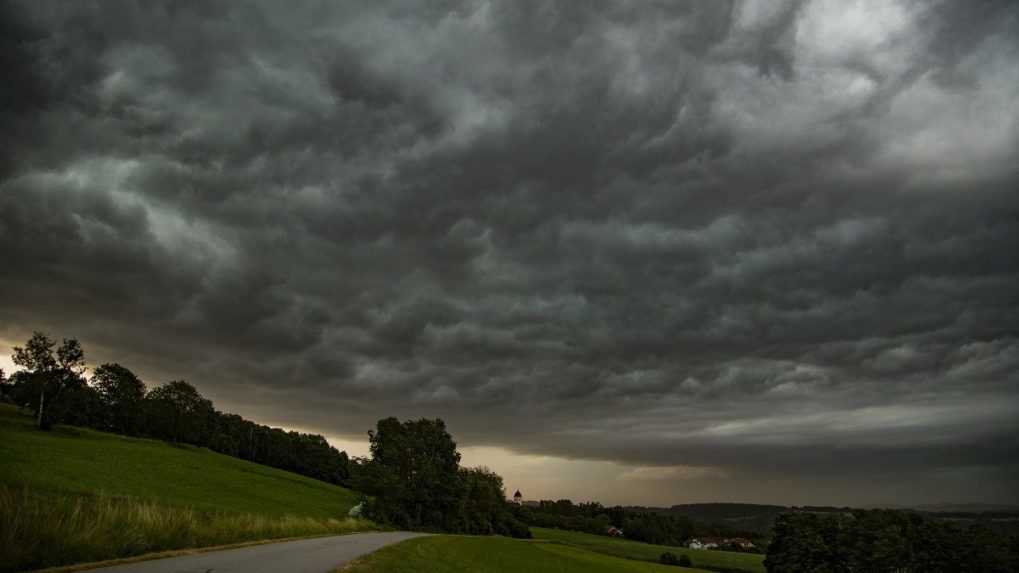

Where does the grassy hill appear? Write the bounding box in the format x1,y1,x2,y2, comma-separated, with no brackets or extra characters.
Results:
0,403,359,518
0,404,370,572
534,527,765,573
342,535,711,572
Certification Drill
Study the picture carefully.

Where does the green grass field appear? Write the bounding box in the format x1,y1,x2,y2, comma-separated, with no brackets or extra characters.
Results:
0,404,372,572
342,535,711,572
533,527,766,573
1,486,370,573
0,404,359,518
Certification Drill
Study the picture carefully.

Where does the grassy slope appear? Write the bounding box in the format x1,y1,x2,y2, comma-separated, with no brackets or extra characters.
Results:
0,404,358,519
534,527,765,573
342,535,711,573
1,486,370,573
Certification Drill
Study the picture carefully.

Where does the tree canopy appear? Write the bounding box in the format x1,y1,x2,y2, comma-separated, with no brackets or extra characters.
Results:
765,509,1019,573
357,417,529,537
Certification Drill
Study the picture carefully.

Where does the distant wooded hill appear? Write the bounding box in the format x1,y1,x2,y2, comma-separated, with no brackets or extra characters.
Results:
627,503,1019,535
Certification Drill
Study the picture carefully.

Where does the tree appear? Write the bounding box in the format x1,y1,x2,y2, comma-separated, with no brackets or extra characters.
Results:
460,466,514,535
145,380,213,444
764,513,840,573
92,363,146,434
11,332,87,429
358,417,464,530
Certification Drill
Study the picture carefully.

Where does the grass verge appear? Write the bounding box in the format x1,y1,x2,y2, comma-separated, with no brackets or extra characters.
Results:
339,535,711,572
533,527,765,573
0,486,373,573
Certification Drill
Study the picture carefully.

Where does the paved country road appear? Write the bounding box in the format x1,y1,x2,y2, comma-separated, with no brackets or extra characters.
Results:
85,532,427,573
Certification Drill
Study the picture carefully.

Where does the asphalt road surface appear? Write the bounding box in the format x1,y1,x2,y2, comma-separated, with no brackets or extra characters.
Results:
87,532,427,573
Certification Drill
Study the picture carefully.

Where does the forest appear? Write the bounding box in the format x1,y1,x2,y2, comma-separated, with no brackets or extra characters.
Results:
765,510,1019,572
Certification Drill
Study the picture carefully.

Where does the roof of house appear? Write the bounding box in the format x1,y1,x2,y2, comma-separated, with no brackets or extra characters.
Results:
513,490,522,497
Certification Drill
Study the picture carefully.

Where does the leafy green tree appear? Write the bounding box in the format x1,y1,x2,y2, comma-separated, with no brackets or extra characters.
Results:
11,332,87,429
145,380,213,444
765,513,839,573
460,466,516,535
358,417,464,530
92,363,146,434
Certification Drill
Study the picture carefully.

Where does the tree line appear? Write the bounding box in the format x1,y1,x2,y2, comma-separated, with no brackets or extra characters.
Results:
1,332,530,538
511,498,763,550
1,332,351,485
765,509,1019,572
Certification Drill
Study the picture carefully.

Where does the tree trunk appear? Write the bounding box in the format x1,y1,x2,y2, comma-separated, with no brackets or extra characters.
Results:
37,387,45,429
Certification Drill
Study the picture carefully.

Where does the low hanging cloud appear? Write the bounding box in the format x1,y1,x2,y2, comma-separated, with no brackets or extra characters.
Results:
1,0,1017,505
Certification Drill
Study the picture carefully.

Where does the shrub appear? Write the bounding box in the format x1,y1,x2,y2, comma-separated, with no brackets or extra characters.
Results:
660,551,680,565
497,515,533,539
679,554,692,567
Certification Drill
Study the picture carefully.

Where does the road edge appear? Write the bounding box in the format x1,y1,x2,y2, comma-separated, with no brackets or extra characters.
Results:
27,531,382,573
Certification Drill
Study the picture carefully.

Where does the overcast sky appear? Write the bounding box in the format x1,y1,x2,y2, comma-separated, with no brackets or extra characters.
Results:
2,0,1018,507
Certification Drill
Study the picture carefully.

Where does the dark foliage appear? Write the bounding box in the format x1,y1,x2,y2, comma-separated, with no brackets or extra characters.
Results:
10,333,88,430
92,363,146,435
356,417,530,537
660,552,680,565
765,509,1019,573
6,332,353,488
513,499,626,537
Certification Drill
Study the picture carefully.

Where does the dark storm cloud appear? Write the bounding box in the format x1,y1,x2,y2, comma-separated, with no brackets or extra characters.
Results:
2,0,1018,504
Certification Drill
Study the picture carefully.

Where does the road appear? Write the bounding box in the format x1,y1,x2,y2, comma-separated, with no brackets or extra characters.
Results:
87,532,427,573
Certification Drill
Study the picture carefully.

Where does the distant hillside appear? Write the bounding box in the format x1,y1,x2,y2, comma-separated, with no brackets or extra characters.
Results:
634,502,1019,536
0,403,359,518
657,503,790,534
914,503,1019,514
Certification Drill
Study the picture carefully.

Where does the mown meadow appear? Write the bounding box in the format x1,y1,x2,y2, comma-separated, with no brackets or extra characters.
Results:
340,535,712,573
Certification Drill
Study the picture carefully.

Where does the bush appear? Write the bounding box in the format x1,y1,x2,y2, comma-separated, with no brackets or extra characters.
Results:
659,552,693,568
496,515,533,539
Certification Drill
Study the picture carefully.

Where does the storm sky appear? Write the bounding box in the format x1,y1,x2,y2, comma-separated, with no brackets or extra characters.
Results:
2,0,1018,507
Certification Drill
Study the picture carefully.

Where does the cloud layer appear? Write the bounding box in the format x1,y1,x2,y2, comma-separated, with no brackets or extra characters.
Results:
2,0,1017,505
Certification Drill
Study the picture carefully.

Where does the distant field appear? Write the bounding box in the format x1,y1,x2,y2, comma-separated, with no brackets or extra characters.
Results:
342,535,710,572
0,404,359,518
533,527,766,573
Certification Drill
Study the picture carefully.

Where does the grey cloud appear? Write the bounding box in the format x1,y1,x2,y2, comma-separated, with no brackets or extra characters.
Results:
2,0,1018,505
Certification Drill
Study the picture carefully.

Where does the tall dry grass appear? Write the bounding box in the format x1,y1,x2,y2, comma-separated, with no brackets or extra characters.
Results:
0,486,373,572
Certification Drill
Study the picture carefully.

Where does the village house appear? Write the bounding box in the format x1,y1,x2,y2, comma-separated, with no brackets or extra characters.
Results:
688,537,755,550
